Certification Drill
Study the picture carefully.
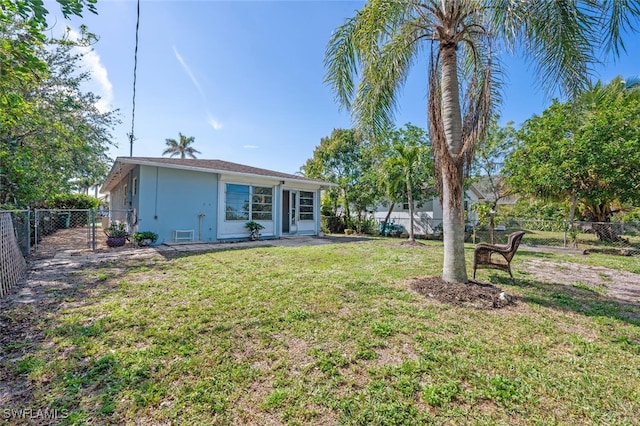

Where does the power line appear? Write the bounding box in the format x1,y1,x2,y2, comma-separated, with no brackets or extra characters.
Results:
129,0,140,157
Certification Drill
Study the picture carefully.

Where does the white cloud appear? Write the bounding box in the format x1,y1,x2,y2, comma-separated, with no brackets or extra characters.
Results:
243,145,258,149
207,114,223,130
175,47,223,131
68,29,113,113
173,46,203,93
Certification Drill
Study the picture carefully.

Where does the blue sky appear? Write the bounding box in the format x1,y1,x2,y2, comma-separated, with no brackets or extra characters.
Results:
51,0,640,175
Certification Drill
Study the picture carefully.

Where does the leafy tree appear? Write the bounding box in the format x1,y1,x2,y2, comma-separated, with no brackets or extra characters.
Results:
376,142,406,235
302,128,378,228
378,124,434,241
504,77,640,228
162,133,201,159
0,33,118,207
0,1,97,137
472,118,516,242
325,0,639,283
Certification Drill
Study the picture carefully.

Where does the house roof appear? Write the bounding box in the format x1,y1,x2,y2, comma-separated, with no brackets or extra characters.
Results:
471,176,519,205
100,157,333,193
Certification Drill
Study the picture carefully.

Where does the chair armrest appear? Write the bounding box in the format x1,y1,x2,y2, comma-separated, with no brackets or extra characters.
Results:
474,243,511,254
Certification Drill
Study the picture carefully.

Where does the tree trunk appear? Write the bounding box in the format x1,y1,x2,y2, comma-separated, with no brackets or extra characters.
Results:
440,43,468,283
343,187,351,228
381,202,395,235
489,200,498,245
441,170,468,283
568,192,577,222
406,174,415,241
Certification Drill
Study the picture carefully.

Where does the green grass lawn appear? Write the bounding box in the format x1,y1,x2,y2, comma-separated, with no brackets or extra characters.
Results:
3,239,640,425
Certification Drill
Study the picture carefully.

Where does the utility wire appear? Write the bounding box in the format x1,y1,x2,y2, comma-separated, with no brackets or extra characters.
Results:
129,0,140,157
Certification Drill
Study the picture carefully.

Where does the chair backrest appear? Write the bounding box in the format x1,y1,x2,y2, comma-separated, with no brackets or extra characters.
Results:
504,231,526,262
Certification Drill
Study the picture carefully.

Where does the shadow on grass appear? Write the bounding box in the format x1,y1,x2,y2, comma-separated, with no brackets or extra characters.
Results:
489,274,640,326
0,235,380,420
154,234,376,260
0,256,157,421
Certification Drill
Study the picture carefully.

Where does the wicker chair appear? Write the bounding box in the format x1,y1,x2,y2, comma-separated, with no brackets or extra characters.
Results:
473,231,526,283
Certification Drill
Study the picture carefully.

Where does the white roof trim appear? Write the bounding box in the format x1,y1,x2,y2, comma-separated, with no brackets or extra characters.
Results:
101,158,334,193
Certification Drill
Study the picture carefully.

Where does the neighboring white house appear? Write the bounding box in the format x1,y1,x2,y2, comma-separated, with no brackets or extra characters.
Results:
100,157,332,244
471,175,519,207
372,184,484,235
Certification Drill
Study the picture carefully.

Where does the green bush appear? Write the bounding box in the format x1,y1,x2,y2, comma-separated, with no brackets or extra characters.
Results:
46,193,100,227
615,208,640,223
503,199,570,221
131,231,158,246
47,193,100,210
350,217,378,235
321,215,346,234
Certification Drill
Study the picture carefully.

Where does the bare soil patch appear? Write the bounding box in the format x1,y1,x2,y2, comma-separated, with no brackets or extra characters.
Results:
398,240,429,248
520,259,640,304
409,276,514,309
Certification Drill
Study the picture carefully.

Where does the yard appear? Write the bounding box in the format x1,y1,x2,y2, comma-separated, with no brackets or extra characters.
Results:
1,238,639,425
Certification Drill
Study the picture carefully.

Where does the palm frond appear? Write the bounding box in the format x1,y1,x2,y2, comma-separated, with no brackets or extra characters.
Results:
324,15,360,110
599,0,640,56
353,18,424,138
493,0,598,98
325,0,423,134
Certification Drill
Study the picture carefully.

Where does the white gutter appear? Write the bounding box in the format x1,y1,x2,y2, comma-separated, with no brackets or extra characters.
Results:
103,158,335,192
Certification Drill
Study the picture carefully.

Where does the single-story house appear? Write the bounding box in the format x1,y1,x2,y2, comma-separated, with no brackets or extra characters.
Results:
100,157,332,244
471,175,519,206
372,184,483,235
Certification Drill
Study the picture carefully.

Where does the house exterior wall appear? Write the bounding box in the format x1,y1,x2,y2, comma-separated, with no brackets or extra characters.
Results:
372,191,478,235
137,165,218,244
108,171,134,225
217,177,323,240
105,162,325,243
286,187,321,236
217,176,278,240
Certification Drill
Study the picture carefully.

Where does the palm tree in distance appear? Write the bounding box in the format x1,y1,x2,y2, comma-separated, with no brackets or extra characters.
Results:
325,0,639,283
162,133,201,159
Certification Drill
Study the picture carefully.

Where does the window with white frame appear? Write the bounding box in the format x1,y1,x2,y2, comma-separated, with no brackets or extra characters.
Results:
299,191,314,221
132,177,138,196
225,184,273,221
251,186,273,220
225,184,250,220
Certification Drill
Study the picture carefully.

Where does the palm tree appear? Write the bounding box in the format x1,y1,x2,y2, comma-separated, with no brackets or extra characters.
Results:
325,0,638,283
380,124,432,241
162,133,201,159
391,143,421,241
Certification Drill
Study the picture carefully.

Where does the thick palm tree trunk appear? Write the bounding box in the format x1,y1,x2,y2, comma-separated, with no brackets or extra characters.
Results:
440,43,468,283
441,171,467,282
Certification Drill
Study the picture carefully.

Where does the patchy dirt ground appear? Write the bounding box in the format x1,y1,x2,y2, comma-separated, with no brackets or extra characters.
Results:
519,259,640,304
410,277,514,309
408,257,640,310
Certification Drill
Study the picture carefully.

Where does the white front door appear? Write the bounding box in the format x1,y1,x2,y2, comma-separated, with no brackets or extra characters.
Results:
289,191,298,234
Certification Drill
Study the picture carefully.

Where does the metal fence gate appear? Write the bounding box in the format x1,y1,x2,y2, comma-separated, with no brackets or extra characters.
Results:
33,209,97,253
30,209,134,254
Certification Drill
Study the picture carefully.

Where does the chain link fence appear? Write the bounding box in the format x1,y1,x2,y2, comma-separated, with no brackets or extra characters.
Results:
0,211,27,297
33,209,97,253
366,215,640,255
1,209,31,255
0,208,136,257
469,219,640,255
